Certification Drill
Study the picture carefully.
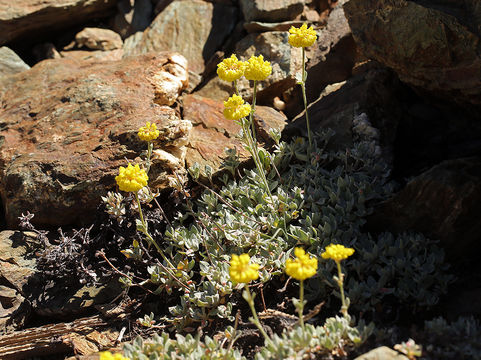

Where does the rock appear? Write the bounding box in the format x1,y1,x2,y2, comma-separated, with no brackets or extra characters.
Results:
235,31,303,103
0,0,117,46
0,231,38,332
355,346,409,360
0,52,189,228
59,49,124,63
239,0,305,22
368,157,481,259
182,94,287,174
113,0,153,39
286,0,360,117
75,27,123,51
123,0,238,74
344,0,481,108
0,47,30,78
193,76,235,101
243,20,305,33
286,67,403,162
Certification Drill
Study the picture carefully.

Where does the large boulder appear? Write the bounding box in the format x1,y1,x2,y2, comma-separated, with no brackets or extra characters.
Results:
344,0,481,108
368,157,481,259
0,0,117,46
123,0,238,75
0,53,190,228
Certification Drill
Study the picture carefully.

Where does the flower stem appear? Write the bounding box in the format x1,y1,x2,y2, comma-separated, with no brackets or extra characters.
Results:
146,141,153,174
135,192,168,264
300,47,312,152
245,285,273,346
336,260,348,318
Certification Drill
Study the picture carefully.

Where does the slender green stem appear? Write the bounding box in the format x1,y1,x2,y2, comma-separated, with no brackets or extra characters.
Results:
146,141,153,174
336,260,348,318
245,285,273,346
299,280,305,330
250,80,258,145
234,79,240,95
241,119,273,202
300,47,312,152
135,192,170,265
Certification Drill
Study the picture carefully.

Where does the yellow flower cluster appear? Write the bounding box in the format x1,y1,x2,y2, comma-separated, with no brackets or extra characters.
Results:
138,122,159,142
217,54,245,82
99,351,129,360
244,55,272,81
115,163,148,192
285,248,318,280
229,253,259,283
288,23,317,48
321,244,355,262
223,94,252,120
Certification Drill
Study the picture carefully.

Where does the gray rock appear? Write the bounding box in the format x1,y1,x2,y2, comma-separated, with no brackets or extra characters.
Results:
0,47,30,78
239,0,305,22
235,31,302,103
243,20,305,33
355,346,409,360
123,0,238,74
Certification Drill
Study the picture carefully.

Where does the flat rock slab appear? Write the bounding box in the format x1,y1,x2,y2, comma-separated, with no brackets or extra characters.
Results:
123,0,237,74
355,346,409,360
182,94,287,174
0,52,189,228
344,0,481,107
0,0,118,45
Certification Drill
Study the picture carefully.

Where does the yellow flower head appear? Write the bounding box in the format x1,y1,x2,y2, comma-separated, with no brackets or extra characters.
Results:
115,163,148,193
229,253,260,283
138,122,159,142
223,94,252,120
321,244,355,262
99,351,129,360
217,54,245,82
285,248,318,281
288,23,317,48
244,55,272,81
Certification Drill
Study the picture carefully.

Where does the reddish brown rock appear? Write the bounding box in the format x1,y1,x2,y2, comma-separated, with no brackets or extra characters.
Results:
344,0,481,107
0,53,189,228
0,0,117,46
182,94,287,173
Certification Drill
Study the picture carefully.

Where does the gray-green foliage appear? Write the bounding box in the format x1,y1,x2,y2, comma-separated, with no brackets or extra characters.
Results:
256,316,373,359
123,330,245,360
122,317,372,360
122,131,453,328
310,232,455,314
422,316,481,359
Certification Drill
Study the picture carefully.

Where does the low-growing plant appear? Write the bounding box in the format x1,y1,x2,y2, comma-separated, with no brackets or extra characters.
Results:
421,316,481,359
